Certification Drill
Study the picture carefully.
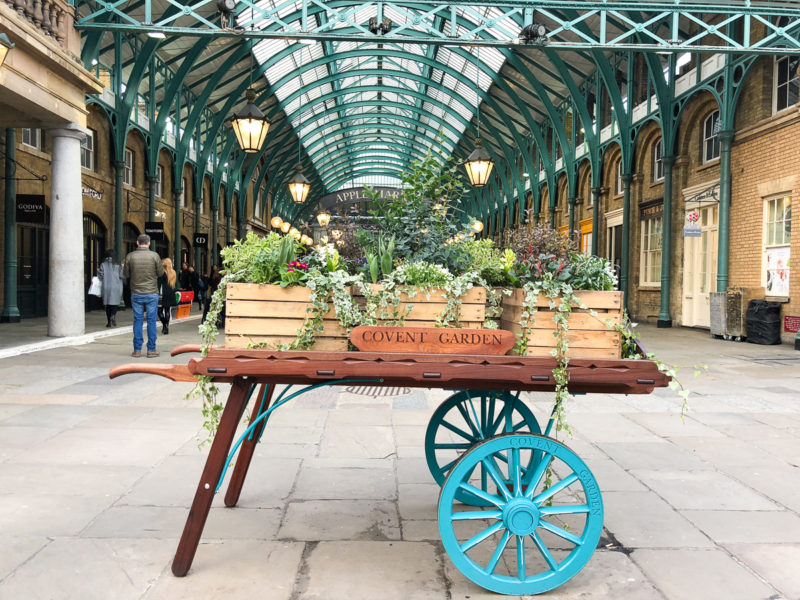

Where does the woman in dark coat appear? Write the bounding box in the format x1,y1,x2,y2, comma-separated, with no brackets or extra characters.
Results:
98,249,123,327
158,257,178,334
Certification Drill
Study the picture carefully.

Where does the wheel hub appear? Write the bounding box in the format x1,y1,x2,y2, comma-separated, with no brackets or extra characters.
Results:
502,498,540,536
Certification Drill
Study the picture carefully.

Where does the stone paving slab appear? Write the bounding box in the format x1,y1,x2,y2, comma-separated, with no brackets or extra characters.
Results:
0,322,797,599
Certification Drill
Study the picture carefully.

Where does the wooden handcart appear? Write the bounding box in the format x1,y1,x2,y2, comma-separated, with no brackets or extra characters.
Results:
110,340,669,596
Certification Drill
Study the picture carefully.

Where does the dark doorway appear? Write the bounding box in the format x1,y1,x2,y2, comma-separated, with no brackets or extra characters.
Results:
16,213,49,319
83,213,107,311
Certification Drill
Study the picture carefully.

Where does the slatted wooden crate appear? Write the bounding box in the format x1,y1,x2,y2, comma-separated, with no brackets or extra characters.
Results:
224,283,348,350
352,285,486,328
500,289,623,358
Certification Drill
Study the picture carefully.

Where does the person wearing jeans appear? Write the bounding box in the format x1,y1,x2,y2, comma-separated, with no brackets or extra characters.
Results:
123,234,165,358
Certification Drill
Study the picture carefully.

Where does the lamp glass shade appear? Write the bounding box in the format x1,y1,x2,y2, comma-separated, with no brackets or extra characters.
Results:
280,221,291,233
0,34,13,68
270,216,283,228
316,210,331,226
231,89,270,153
472,220,484,233
288,166,310,204
464,139,494,187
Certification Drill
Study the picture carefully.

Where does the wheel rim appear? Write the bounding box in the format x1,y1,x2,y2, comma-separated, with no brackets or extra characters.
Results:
425,391,541,506
438,433,603,595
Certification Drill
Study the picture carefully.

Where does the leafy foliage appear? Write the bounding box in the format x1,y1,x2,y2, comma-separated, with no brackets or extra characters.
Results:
461,239,516,286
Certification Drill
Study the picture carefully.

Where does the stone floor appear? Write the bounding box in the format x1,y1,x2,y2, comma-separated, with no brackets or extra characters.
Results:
0,316,798,599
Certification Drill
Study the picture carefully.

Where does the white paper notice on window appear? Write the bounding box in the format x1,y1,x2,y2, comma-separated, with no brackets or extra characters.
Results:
766,246,790,296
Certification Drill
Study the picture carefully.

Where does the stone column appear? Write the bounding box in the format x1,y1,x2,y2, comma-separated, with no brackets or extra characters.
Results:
1,129,20,323
590,186,601,256
657,155,675,328
619,173,633,313
47,124,87,337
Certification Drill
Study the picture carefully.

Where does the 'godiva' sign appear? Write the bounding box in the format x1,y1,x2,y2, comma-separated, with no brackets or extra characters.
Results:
350,326,515,355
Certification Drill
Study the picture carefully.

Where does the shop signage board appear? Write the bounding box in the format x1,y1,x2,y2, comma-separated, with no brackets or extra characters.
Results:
16,195,45,224
683,224,702,237
193,233,208,248
145,221,164,241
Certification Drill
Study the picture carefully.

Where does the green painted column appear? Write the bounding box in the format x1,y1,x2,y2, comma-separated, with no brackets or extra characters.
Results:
1,128,20,323
211,206,218,267
173,186,182,265
225,213,231,246
591,186,601,255
657,155,675,328
619,173,633,314
193,190,202,270
146,174,156,250
568,196,577,240
114,161,124,262
716,130,734,293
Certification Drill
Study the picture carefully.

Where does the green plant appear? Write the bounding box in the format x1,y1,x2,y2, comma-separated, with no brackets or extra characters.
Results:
365,234,395,283
567,253,617,291
361,145,474,274
461,238,516,286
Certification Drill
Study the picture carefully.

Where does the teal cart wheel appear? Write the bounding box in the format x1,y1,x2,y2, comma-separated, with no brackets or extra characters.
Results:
425,390,540,506
438,433,603,595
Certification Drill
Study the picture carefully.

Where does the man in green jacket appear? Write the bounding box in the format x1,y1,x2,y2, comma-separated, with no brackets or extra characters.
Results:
123,234,164,358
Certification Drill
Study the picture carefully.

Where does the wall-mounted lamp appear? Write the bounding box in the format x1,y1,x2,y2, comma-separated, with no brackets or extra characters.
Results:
316,210,331,227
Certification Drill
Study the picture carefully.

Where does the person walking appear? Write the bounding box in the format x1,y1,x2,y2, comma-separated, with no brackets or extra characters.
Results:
123,234,164,358
98,249,123,327
158,257,178,335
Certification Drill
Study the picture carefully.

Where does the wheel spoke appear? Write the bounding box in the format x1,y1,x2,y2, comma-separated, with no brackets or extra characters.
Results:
540,504,590,516
439,419,475,442
450,509,502,521
531,531,559,571
481,456,513,501
485,530,511,575
459,521,505,552
511,447,522,495
511,420,531,432
456,402,482,439
458,482,505,507
487,394,497,434
439,457,459,474
516,535,526,581
538,519,583,546
434,442,473,450
534,473,579,505
524,452,554,499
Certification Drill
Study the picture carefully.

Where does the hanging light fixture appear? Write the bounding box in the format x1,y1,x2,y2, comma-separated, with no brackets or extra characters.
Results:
316,210,331,227
231,18,270,154
270,216,283,229
288,61,311,204
0,34,15,69
464,47,494,187
231,88,270,153
281,221,291,233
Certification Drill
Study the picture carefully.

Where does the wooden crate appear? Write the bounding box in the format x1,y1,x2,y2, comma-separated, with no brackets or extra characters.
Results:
224,283,348,350
500,289,623,358
353,285,486,328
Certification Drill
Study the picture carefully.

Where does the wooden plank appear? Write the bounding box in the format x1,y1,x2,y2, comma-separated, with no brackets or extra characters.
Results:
353,285,486,304
521,346,621,359
522,328,620,349
503,289,623,310
499,307,622,329
226,317,347,337
226,300,334,319
350,326,515,355
224,335,348,351
226,282,315,302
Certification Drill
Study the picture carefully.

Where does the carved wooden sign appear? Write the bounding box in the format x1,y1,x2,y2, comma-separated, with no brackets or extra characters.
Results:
350,326,516,355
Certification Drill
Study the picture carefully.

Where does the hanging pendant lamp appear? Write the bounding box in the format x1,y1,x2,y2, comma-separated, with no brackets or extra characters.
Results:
289,165,310,204
464,47,494,187
231,88,270,153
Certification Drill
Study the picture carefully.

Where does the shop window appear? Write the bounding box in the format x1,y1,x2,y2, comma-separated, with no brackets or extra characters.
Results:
22,128,42,151
124,148,133,185
640,206,663,287
764,196,792,296
653,139,664,181
83,213,107,310
702,111,720,163
80,129,95,171
774,56,799,113
156,165,164,198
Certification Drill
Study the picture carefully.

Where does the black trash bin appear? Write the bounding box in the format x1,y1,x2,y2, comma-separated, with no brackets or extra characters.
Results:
745,300,782,345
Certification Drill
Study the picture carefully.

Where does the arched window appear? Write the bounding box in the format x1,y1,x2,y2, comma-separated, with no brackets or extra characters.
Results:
702,110,720,163
774,55,799,113
653,139,664,181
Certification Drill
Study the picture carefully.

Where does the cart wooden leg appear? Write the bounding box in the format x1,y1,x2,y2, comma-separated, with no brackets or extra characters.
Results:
172,378,250,577
224,382,275,507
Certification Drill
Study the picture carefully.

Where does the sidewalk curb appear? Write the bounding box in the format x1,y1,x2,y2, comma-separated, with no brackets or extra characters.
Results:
0,315,202,360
